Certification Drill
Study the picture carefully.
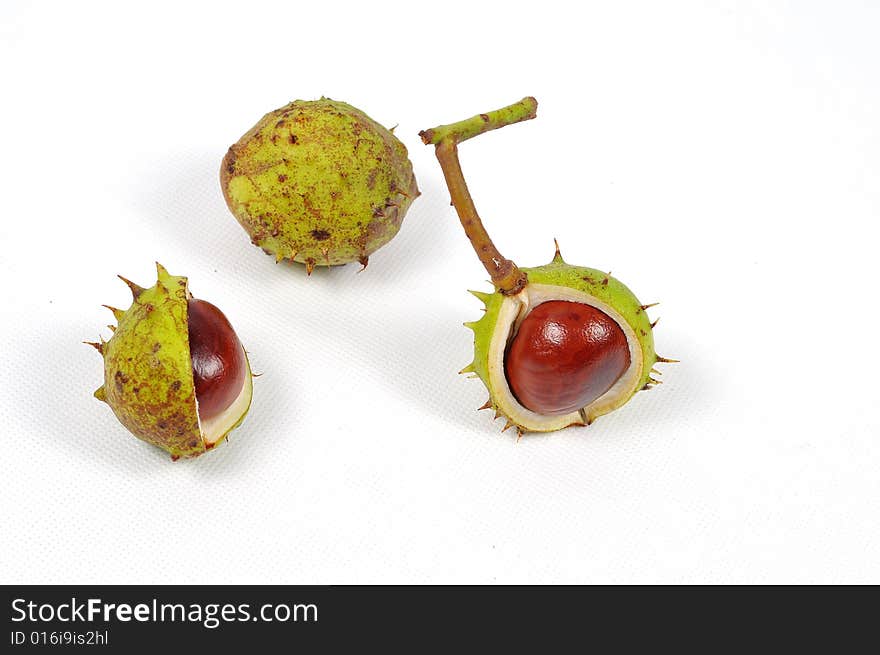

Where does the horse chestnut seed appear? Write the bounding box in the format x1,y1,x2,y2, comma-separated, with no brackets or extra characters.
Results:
505,301,631,415
422,97,674,435
187,299,248,423
89,264,253,459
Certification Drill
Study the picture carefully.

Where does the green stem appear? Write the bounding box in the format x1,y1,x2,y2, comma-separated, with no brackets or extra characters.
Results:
419,96,538,146
420,97,537,295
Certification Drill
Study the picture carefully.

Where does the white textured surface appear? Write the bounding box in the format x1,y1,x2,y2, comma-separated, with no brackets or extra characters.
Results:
1,1,879,584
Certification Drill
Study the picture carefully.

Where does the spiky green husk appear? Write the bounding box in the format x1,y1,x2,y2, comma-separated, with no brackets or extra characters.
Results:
464,248,659,434
221,98,419,271
91,265,252,460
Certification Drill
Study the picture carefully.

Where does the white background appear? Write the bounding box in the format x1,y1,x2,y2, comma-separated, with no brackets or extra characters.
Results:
1,1,878,584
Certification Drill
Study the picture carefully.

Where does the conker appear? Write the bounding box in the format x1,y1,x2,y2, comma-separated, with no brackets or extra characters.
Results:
187,299,248,422
421,97,673,435
505,301,631,415
90,264,253,459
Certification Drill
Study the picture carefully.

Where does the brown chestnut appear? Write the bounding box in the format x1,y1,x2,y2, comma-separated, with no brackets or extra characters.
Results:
187,299,248,422
504,301,631,415
91,264,254,459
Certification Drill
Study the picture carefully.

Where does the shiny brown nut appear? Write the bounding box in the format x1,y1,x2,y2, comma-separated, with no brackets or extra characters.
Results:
187,299,248,422
505,301,631,415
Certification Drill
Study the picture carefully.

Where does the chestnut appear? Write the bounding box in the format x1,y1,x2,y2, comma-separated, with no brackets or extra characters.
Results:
422,97,672,435
505,301,631,415
90,264,253,459
187,299,248,423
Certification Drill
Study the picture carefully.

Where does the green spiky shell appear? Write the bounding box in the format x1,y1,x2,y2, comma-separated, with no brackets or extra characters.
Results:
464,248,660,434
92,265,252,459
220,98,419,271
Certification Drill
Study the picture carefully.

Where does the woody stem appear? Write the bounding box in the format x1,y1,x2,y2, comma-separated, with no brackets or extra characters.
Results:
419,97,538,295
